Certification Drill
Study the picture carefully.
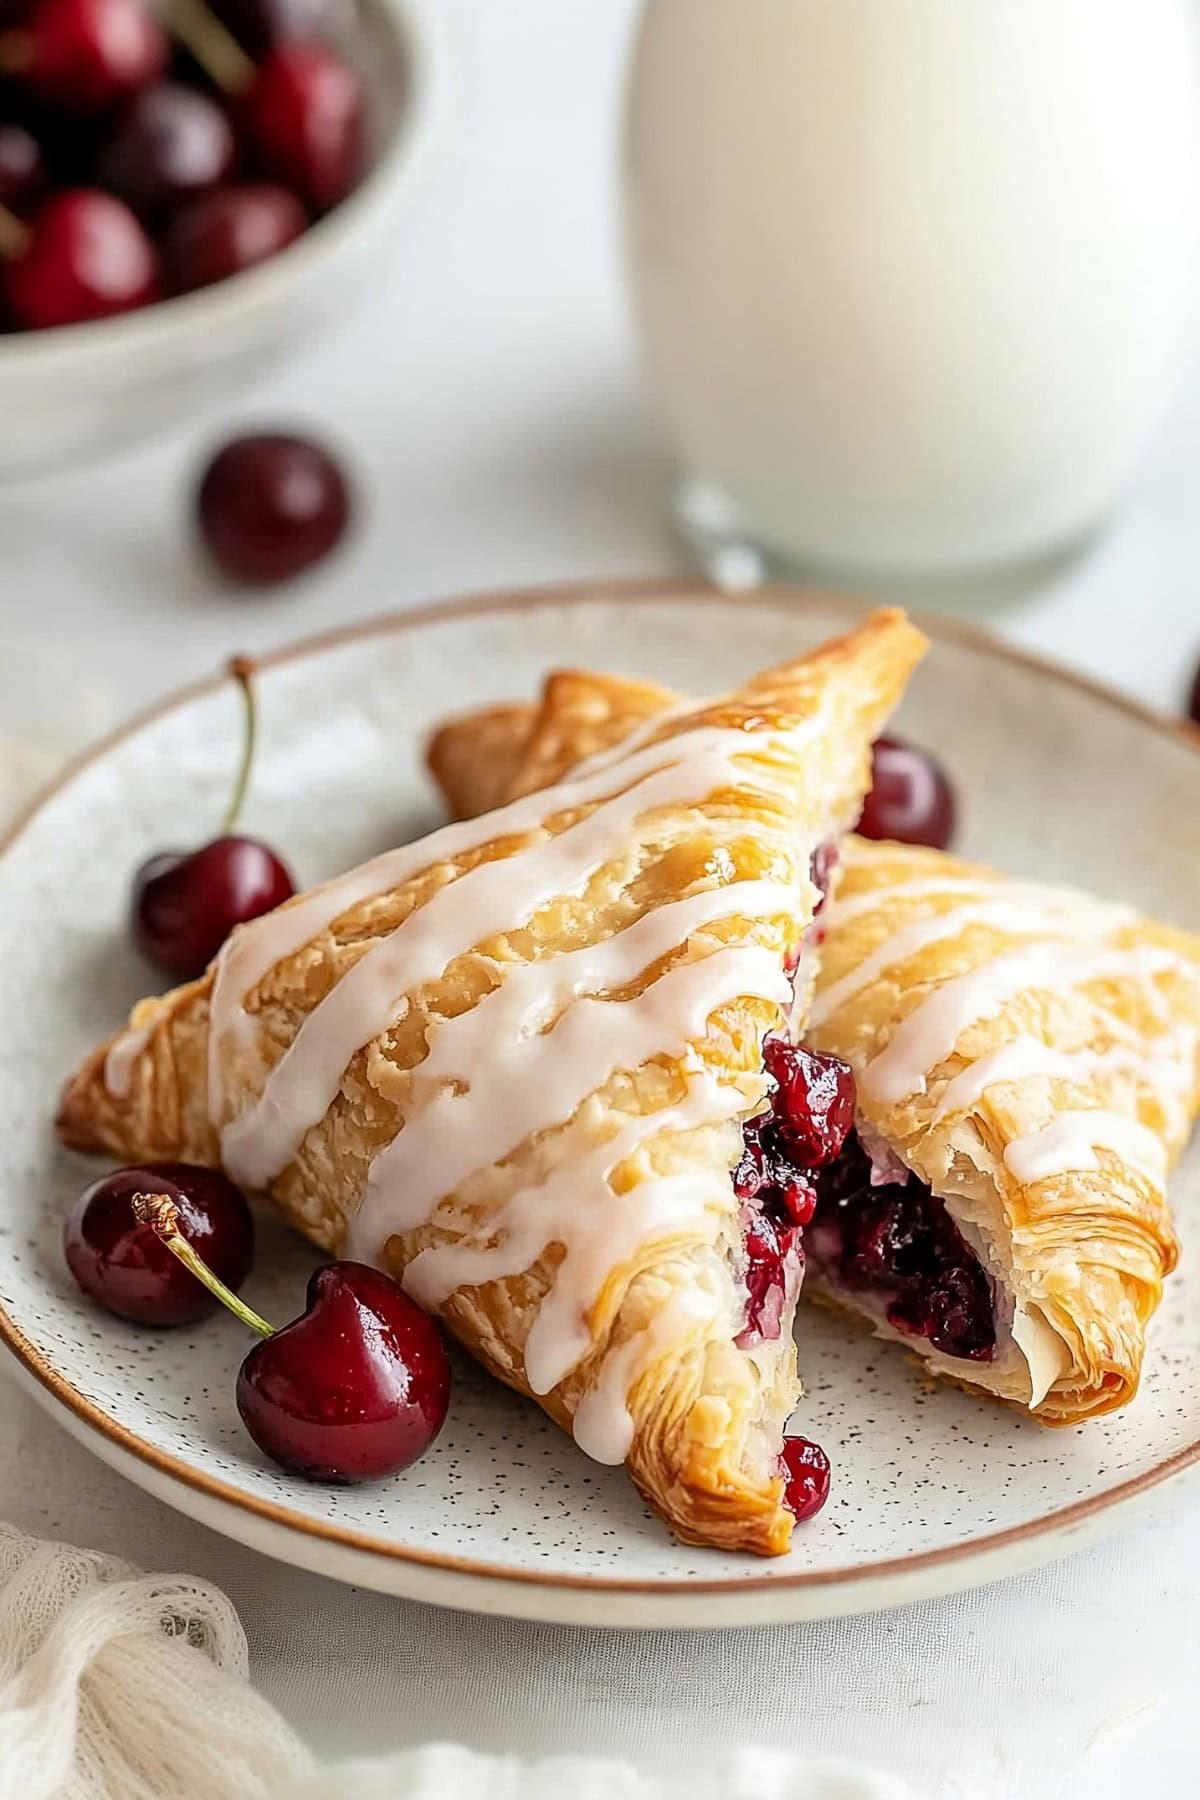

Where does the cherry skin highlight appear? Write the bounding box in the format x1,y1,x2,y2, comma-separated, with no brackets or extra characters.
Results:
236,1262,452,1482
7,0,166,114
3,188,159,328
63,1162,253,1325
0,120,45,214
132,836,294,980
242,43,364,212
97,82,235,222
164,182,306,294
196,432,351,584
857,735,957,851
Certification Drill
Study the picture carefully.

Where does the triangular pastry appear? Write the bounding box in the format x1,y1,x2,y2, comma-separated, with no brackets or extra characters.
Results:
58,609,926,1555
427,662,1200,1424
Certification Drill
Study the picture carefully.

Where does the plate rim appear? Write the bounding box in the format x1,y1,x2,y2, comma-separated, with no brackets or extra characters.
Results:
4,575,1199,1610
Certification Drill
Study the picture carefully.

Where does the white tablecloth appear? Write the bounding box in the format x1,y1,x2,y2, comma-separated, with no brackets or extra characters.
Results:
1,4,1198,1794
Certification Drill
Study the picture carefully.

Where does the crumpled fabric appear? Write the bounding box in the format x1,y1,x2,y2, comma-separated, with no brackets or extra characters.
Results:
0,1523,917,1799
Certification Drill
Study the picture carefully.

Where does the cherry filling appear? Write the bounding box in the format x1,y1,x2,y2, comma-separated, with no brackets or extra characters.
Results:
731,1024,994,1526
779,1435,831,1522
732,1036,855,1526
808,1133,996,1362
733,1041,856,1348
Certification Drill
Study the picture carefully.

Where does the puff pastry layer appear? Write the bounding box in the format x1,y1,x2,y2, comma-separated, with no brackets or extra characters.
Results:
428,659,1200,1425
58,609,925,1555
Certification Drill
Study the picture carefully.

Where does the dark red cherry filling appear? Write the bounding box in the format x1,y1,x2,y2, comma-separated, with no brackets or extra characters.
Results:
733,1039,857,1355
808,1132,995,1361
731,1039,854,1532
779,1435,831,1522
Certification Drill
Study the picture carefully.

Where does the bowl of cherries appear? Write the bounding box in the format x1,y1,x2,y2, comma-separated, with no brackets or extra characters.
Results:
0,0,431,475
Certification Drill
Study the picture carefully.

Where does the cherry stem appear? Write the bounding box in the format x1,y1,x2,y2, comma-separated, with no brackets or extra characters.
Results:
163,0,255,95
0,200,31,262
221,655,258,837
132,1192,273,1338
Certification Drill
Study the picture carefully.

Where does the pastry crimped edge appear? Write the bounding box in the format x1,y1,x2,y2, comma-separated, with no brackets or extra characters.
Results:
58,609,928,1556
423,656,1200,1428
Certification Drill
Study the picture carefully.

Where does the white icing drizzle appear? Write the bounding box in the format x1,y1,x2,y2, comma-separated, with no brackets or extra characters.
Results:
862,942,1183,1106
103,1020,154,1099
400,1073,746,1398
219,729,799,1186
819,876,994,929
822,872,1130,932
1004,1111,1168,1187
204,719,742,1120
571,1279,724,1464
930,1032,1195,1129
344,940,790,1255
810,894,1120,1028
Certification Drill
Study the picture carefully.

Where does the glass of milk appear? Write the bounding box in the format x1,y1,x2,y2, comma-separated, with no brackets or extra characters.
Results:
623,0,1200,590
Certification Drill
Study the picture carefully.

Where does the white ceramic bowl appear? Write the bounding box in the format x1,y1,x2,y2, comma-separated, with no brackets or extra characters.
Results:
0,0,437,478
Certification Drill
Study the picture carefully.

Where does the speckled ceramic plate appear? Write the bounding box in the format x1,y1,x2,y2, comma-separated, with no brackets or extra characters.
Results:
1,583,1197,1628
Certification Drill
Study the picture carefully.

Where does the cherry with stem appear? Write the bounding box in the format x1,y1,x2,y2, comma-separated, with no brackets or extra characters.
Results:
133,1191,452,1481
131,654,295,980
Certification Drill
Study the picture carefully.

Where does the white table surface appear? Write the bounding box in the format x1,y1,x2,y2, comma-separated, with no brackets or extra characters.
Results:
1,3,1199,1795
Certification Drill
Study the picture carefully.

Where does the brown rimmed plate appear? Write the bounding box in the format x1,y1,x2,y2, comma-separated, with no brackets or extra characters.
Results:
1,581,1197,1627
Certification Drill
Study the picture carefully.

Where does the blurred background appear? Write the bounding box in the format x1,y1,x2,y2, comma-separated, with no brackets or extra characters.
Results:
2,0,1199,807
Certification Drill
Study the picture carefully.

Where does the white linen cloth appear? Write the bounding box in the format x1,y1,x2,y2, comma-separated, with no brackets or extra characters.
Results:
0,1520,910,1800
0,1364,1195,1800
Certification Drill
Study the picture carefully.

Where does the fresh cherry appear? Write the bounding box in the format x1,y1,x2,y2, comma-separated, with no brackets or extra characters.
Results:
97,82,235,222
196,432,351,584
64,1162,253,1325
164,182,305,293
133,837,294,977
134,1192,452,1482
131,658,295,981
856,735,957,850
0,120,44,213
0,0,166,114
1188,655,1200,726
236,1263,452,1481
2,187,158,327
242,43,364,212
779,1436,831,1523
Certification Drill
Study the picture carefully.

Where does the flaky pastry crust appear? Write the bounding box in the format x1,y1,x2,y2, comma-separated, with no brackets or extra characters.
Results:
425,655,1200,1426
58,610,926,1555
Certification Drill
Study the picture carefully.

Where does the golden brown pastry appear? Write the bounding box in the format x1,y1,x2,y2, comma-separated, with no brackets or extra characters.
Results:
427,664,1200,1425
804,838,1200,1422
58,609,926,1556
